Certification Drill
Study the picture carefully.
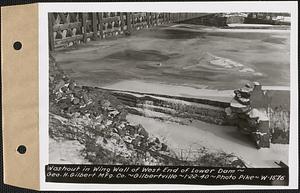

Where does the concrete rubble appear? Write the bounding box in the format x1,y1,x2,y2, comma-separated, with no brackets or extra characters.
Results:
227,82,272,149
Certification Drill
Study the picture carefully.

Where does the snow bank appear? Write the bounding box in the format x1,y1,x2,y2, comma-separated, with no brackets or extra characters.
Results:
127,114,289,167
49,138,90,164
103,80,234,103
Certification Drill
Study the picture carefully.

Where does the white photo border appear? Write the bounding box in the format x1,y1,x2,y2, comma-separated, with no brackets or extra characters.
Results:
39,1,298,190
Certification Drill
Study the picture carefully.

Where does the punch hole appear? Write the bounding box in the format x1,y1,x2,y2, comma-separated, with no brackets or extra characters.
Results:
17,145,27,154
13,41,22,50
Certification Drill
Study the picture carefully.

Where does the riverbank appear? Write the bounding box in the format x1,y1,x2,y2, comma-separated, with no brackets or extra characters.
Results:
49,54,247,167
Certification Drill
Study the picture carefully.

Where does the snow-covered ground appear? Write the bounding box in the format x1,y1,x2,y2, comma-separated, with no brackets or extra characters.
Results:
103,80,289,103
227,24,273,28
49,138,90,164
103,80,234,103
126,114,289,168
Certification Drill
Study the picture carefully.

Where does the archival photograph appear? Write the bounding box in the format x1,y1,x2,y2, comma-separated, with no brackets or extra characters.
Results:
48,12,291,168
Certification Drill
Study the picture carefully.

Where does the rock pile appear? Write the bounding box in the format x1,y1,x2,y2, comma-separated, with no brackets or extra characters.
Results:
49,54,178,165
49,54,246,167
227,82,271,148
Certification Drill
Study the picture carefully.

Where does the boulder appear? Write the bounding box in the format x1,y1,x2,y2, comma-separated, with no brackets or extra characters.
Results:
230,99,250,113
101,100,111,109
247,108,269,122
139,126,149,139
83,93,89,103
68,82,75,90
73,97,80,105
61,86,68,92
117,128,126,137
252,132,270,148
225,107,232,116
54,80,65,91
161,143,168,151
95,124,105,132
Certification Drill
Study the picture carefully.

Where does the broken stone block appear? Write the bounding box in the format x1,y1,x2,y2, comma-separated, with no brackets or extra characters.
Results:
117,128,126,137
73,97,80,105
109,110,119,118
101,100,111,109
235,87,252,99
95,124,105,132
49,76,55,82
56,92,63,99
132,136,142,147
54,80,65,91
83,93,89,103
67,106,77,114
125,125,136,136
230,99,250,113
103,137,108,144
124,136,133,143
247,108,269,122
161,143,168,151
111,133,122,144
61,86,68,92
62,75,70,82
68,82,75,91
58,98,72,110
245,82,253,88
225,107,232,116
229,82,274,149
139,126,149,139
252,131,270,148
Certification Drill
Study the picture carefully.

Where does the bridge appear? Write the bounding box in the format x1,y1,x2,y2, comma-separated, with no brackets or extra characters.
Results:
48,12,217,51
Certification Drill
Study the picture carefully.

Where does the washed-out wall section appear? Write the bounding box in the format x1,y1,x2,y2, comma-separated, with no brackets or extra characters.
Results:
49,12,211,50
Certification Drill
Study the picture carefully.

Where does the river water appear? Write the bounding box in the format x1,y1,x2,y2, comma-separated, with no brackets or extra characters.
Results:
55,24,290,91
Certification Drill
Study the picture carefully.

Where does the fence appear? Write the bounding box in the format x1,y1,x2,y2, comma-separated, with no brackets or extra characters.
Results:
48,12,212,50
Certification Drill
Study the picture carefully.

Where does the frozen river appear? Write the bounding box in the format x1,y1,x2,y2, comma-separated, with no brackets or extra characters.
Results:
54,24,290,91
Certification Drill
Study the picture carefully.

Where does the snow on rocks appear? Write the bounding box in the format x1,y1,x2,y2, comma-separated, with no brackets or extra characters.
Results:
248,108,269,122
229,82,271,148
49,54,177,165
49,54,248,167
